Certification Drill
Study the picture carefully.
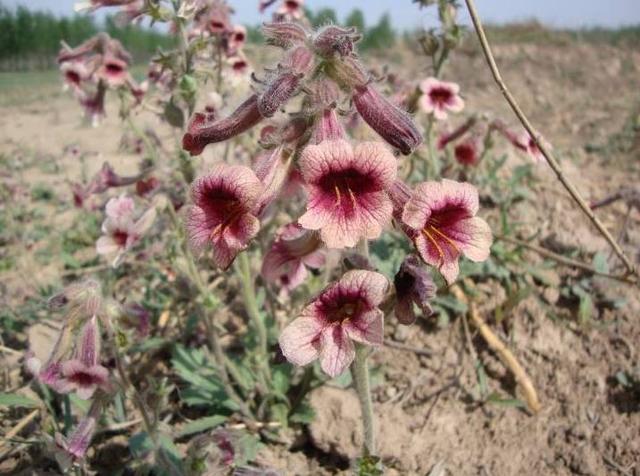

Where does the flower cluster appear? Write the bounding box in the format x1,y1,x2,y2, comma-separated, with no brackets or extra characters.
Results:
57,33,145,125
182,21,494,376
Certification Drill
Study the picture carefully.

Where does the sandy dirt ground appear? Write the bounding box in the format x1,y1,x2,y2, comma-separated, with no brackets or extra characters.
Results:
1,34,640,475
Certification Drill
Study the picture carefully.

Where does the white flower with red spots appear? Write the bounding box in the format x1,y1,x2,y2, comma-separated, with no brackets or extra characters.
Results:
279,270,388,377
298,140,397,248
418,77,464,121
187,165,263,269
400,180,492,284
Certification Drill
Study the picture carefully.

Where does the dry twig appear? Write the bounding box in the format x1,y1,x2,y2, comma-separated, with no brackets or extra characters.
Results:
464,0,636,278
496,235,637,285
0,409,39,452
451,284,541,414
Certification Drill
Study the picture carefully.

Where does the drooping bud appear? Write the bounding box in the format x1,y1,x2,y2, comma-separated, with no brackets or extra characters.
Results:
313,25,361,58
54,398,103,470
183,94,264,156
258,72,301,118
353,84,422,155
262,21,309,48
324,56,369,90
393,254,436,325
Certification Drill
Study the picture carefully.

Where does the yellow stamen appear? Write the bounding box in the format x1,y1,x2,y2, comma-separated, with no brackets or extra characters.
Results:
421,227,445,263
347,187,358,210
429,225,461,255
334,184,341,207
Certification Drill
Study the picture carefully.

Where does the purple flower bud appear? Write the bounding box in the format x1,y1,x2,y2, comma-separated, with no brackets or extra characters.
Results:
183,94,264,156
281,45,315,75
313,25,361,58
258,72,300,118
353,84,422,155
324,56,369,90
262,21,308,48
394,254,436,325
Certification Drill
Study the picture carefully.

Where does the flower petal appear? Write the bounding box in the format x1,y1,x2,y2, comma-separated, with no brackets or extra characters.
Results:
279,316,323,367
319,325,355,377
344,309,384,346
339,270,389,306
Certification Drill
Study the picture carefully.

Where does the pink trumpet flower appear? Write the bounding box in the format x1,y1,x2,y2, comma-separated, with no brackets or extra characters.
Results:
187,165,263,269
60,61,90,92
401,180,492,284
419,77,464,121
261,224,325,294
298,139,397,248
279,270,389,377
276,0,304,20
50,316,110,400
97,54,129,87
96,195,157,267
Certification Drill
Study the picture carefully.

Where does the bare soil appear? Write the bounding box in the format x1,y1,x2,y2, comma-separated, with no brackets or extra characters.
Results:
1,35,640,475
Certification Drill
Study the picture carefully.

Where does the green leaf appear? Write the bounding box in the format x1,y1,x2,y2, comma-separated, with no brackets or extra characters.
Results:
615,371,631,388
164,100,184,129
486,392,525,408
0,393,39,408
290,402,315,424
433,295,468,314
176,415,227,438
356,454,384,476
578,293,593,325
592,252,610,274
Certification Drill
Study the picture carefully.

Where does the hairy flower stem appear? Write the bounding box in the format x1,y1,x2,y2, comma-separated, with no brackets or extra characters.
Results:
351,343,375,456
235,252,272,384
166,205,255,418
352,238,376,455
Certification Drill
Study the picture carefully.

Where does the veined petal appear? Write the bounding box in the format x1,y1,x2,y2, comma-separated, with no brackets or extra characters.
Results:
319,325,355,378
344,309,384,346
279,316,323,367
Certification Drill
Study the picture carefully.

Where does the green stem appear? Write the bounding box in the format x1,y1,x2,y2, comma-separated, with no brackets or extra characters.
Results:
351,343,375,456
235,251,272,382
165,204,255,418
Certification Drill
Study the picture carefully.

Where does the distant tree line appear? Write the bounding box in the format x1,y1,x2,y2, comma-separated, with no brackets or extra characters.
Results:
0,4,174,71
0,3,395,72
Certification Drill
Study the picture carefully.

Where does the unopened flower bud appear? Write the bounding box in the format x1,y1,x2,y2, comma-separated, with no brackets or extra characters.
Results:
183,94,264,156
281,45,315,75
324,56,369,90
419,33,440,56
262,21,308,48
394,254,436,325
313,25,361,58
258,72,300,118
353,84,422,155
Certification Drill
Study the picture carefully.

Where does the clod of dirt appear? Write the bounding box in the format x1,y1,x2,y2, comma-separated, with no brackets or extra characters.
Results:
308,386,362,460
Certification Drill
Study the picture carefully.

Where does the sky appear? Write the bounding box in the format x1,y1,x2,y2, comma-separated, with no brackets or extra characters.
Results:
5,0,640,29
